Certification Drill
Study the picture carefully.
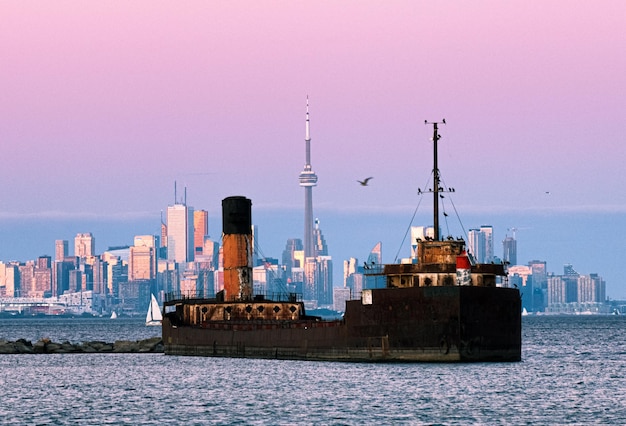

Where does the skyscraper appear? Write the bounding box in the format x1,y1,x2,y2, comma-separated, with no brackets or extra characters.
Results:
74,233,95,258
480,225,494,262
55,240,68,261
467,226,494,263
367,242,382,265
193,210,209,255
129,235,157,282
167,203,194,264
299,97,318,259
502,236,517,265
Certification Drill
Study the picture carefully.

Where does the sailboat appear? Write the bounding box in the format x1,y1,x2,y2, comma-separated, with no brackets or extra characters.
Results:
110,311,118,320
146,294,163,326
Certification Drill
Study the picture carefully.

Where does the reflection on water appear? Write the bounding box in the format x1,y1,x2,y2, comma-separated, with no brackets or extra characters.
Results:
0,316,625,425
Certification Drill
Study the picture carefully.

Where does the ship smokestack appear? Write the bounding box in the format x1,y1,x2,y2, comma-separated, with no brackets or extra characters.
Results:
222,196,253,301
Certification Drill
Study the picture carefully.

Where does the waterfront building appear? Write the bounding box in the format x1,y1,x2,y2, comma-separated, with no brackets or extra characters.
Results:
74,233,95,258
545,265,607,313
578,274,606,303
0,262,20,297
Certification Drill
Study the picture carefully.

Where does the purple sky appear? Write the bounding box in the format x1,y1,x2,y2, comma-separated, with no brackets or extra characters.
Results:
1,2,625,297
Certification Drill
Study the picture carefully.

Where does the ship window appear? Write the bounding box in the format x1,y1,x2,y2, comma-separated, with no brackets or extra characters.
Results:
225,306,232,314
201,307,208,313
289,306,297,313
257,306,264,313
245,305,252,313
424,277,432,287
273,306,281,313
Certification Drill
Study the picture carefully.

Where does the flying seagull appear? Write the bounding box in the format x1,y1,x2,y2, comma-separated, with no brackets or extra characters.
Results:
358,177,373,186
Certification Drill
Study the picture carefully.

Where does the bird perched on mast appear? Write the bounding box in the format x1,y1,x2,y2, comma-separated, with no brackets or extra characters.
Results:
358,177,373,186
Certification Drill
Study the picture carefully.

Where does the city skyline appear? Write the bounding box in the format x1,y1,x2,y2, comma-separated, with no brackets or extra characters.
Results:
1,2,625,297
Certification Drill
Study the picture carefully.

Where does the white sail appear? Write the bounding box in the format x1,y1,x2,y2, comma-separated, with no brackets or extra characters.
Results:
110,311,118,319
146,294,163,326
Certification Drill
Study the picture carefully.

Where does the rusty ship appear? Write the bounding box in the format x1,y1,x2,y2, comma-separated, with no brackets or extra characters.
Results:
162,121,521,362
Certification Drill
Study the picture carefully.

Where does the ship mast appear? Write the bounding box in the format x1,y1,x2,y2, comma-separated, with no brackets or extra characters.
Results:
425,119,445,241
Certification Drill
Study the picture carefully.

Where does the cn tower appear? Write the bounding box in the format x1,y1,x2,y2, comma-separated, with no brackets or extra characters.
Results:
299,97,318,259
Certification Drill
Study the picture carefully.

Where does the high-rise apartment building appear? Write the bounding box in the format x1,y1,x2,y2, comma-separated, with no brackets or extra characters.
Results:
166,203,194,264
193,210,208,256
315,256,333,306
467,226,493,263
33,256,52,297
74,233,95,258
480,226,494,262
0,262,20,297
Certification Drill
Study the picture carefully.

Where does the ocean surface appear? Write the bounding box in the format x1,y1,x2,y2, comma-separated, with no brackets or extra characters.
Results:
0,316,625,425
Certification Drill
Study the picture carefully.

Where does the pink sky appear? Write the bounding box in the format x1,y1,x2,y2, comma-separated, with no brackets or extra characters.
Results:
1,1,626,295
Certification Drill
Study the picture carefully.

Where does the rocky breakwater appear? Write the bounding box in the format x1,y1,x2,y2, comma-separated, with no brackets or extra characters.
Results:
0,337,164,354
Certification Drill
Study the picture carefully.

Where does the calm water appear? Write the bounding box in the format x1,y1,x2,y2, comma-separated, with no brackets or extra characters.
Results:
1,316,625,425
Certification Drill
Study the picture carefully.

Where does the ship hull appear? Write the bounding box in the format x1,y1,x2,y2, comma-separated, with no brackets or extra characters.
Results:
163,286,521,362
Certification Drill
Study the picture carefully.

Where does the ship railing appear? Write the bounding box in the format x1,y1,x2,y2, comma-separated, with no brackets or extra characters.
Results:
362,264,385,275
164,291,302,303
251,291,303,303
164,291,208,303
